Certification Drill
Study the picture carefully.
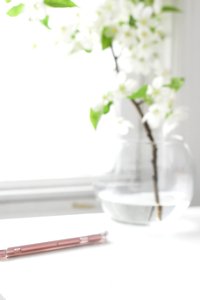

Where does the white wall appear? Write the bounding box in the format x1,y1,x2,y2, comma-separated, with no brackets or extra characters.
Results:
172,1,200,205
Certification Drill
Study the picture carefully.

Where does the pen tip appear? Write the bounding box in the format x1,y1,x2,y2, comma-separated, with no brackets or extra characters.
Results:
102,231,108,241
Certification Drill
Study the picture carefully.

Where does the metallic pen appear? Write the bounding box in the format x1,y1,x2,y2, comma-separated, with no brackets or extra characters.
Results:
0,231,107,260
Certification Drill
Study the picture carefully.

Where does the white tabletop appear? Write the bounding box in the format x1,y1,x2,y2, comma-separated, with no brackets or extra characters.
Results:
0,207,200,300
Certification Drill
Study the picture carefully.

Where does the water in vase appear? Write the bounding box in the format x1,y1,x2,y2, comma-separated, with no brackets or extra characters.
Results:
98,189,190,225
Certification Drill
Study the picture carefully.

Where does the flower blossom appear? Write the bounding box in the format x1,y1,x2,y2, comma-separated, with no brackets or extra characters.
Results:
106,72,138,103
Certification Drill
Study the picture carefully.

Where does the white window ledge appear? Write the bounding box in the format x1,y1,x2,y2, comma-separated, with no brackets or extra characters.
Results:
0,178,102,219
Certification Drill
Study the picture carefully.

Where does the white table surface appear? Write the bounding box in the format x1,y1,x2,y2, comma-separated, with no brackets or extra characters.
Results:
0,207,200,300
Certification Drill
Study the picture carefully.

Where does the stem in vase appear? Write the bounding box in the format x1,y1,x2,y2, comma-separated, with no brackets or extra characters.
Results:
131,101,162,221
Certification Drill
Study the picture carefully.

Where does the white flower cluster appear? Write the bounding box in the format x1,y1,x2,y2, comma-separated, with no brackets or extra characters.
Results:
3,0,167,72
51,11,94,54
25,0,166,69
143,76,187,135
94,0,165,75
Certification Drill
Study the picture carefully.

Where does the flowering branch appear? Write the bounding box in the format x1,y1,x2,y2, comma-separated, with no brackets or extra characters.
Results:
110,43,162,220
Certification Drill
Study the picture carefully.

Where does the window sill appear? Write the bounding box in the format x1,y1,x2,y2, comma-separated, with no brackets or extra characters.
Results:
0,178,102,218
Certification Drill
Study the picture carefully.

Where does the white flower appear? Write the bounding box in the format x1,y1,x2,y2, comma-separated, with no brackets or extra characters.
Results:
115,117,134,136
100,116,134,136
136,25,154,45
25,1,47,22
95,0,132,29
133,3,153,23
109,72,137,102
147,76,176,103
151,76,165,89
94,0,121,33
116,24,137,48
93,92,112,112
69,31,93,53
117,73,137,94
163,107,188,137
142,103,168,129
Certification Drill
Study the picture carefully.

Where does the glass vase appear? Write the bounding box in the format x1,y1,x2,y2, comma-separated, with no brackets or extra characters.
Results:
94,136,194,225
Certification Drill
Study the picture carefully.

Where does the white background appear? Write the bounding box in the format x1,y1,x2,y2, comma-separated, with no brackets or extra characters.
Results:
0,4,114,181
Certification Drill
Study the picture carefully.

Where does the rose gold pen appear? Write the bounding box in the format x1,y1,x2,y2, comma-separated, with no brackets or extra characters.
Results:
0,231,107,260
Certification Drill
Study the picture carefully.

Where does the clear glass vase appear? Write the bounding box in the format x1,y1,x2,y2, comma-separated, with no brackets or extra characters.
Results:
94,136,194,225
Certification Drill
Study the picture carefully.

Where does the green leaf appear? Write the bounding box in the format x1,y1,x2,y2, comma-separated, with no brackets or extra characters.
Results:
103,101,113,114
129,85,148,99
90,109,102,129
165,77,185,91
5,0,12,3
144,0,154,5
84,49,92,53
44,0,77,8
130,0,154,5
129,15,137,28
40,15,50,29
162,6,181,13
90,101,113,129
7,3,24,16
101,27,115,50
